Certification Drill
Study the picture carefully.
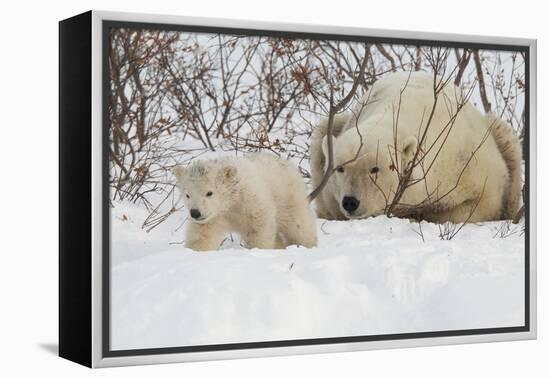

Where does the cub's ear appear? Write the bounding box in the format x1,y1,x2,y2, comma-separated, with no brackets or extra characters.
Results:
173,166,185,181
401,136,418,164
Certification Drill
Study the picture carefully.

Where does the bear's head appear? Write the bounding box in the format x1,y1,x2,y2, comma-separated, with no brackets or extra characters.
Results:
173,160,238,224
321,127,418,219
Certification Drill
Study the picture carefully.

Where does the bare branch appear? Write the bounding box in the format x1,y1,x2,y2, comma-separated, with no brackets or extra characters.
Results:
473,49,492,113
375,44,397,72
454,48,471,86
308,46,370,201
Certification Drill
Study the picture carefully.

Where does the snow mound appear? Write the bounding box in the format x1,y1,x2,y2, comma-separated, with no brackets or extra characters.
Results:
110,202,524,350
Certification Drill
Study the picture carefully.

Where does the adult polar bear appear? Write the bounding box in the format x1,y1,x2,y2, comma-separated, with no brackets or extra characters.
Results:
310,71,522,223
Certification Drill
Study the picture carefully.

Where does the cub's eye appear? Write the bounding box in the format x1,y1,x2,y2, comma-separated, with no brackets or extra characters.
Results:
336,166,345,173
206,191,213,197
185,194,190,199
370,167,379,174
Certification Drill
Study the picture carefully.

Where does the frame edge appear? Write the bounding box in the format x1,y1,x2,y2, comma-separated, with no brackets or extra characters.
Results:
59,10,93,368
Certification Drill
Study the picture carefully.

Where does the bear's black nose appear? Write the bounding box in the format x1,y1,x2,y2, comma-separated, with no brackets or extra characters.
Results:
342,196,360,213
190,209,201,219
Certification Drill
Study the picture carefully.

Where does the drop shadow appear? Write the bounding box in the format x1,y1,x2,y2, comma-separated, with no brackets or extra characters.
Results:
38,343,59,356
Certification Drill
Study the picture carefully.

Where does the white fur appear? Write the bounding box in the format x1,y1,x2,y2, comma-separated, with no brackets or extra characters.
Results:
310,71,522,223
174,153,317,251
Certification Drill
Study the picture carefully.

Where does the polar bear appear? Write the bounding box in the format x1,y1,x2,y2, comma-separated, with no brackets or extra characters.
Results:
173,153,317,251
310,71,522,223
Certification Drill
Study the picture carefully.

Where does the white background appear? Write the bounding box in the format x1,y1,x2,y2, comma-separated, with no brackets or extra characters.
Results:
0,0,546,376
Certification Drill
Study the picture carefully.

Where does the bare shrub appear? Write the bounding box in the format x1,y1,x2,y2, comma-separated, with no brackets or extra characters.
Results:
107,29,525,233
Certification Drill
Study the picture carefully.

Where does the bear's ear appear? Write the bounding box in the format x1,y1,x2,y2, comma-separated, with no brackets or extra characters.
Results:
401,136,418,164
221,165,237,182
173,165,185,180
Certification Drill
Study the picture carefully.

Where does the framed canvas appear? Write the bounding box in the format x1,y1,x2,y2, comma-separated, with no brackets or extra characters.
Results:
59,10,537,368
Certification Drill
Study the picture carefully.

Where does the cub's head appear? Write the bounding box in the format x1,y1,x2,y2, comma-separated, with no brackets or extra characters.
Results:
321,128,417,219
173,160,238,224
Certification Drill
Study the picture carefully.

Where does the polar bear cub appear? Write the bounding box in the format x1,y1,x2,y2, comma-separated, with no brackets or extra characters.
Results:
173,153,317,251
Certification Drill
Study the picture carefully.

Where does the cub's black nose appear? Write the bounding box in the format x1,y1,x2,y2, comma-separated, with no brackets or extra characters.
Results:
190,209,201,219
342,196,360,213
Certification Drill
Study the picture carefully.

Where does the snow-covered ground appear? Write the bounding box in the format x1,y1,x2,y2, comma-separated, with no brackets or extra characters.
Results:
110,201,525,351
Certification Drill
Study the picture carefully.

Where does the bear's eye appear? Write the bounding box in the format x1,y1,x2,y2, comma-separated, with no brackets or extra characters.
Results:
336,166,345,173
185,194,190,199
370,167,379,174
206,191,213,197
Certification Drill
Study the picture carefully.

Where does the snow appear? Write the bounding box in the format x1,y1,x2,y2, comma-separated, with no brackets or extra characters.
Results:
110,201,525,351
